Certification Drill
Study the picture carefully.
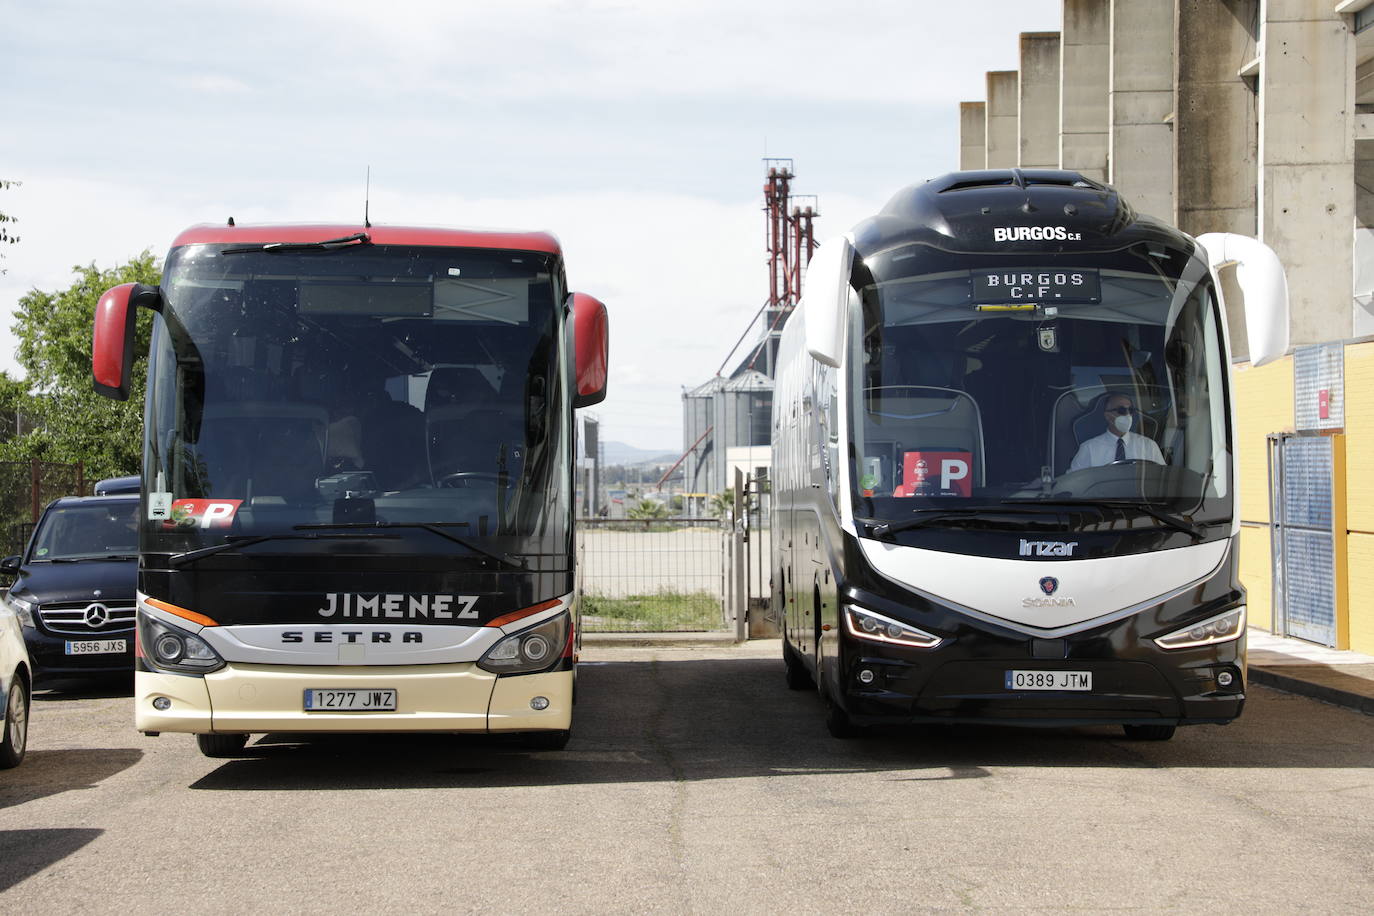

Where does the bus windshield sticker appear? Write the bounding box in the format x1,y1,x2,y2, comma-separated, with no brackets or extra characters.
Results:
972,268,1101,304
894,451,972,497
148,492,174,521
164,499,243,530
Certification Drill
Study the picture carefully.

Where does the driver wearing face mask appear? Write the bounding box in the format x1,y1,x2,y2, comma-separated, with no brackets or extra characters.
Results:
1068,394,1165,471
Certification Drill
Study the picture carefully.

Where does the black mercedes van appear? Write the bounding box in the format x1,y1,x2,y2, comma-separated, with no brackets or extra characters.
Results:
1,494,138,681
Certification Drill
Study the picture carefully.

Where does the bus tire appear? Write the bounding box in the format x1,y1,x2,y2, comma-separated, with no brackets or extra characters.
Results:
824,699,865,739
783,640,813,691
0,677,29,769
522,729,571,751
1122,724,1175,741
196,733,250,757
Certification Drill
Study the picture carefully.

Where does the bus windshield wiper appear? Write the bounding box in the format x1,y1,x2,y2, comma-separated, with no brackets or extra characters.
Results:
221,232,371,255
293,522,527,570
1000,498,1203,540
858,507,1050,539
168,531,396,568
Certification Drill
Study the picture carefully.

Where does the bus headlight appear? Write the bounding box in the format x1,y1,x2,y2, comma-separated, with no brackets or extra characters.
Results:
1154,606,1246,650
843,604,943,649
138,614,225,674
478,612,570,675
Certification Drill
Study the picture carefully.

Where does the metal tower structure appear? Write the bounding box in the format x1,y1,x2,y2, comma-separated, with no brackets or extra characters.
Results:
679,161,821,507
749,159,818,378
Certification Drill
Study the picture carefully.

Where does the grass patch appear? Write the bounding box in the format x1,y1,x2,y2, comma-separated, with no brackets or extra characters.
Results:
580,592,724,632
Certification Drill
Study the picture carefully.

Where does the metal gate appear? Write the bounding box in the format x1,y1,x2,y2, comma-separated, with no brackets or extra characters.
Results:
1268,433,1339,646
576,517,731,632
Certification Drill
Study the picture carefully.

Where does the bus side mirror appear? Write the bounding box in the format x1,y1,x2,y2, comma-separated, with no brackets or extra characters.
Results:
1196,233,1289,368
802,236,855,369
570,292,608,408
92,282,161,401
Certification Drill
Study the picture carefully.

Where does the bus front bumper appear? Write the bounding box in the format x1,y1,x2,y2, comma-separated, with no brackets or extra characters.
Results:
134,663,573,734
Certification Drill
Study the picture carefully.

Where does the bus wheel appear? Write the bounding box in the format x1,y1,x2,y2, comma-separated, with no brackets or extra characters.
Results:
1122,724,1176,741
783,639,813,691
522,729,571,751
824,699,865,740
196,733,250,758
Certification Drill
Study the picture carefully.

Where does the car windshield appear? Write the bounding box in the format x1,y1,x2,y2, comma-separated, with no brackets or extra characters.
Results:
846,242,1231,530
30,503,139,561
143,243,569,559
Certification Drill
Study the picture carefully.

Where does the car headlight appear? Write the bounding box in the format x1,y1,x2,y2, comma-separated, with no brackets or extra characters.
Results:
5,594,36,628
138,613,225,674
477,612,570,675
1154,606,1245,650
843,603,943,649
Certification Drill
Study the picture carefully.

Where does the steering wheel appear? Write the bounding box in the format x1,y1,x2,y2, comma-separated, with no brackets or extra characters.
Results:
437,472,505,489
1109,458,1147,466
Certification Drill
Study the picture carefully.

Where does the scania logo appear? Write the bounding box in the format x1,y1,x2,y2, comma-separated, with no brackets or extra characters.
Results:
1023,578,1075,608
83,603,110,628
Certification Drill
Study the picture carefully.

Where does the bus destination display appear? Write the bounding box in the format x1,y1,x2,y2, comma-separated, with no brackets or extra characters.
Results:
972,268,1101,304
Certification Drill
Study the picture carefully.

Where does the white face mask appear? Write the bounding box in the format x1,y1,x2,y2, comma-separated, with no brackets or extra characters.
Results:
1113,413,1133,435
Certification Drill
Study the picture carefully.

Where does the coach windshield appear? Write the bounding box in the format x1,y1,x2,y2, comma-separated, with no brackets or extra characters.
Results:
846,241,1231,537
142,243,569,563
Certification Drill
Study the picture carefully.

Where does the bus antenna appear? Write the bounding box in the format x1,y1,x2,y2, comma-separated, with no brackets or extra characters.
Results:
364,166,372,229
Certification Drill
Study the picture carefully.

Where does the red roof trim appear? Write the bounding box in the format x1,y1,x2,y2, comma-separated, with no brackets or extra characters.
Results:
169,223,562,255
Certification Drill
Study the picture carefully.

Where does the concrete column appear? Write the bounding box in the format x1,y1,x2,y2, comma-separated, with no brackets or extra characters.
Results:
1018,32,1062,168
986,71,1019,168
1061,0,1111,180
1109,0,1176,220
960,102,987,169
1174,0,1260,356
1260,1,1355,345
1174,0,1259,238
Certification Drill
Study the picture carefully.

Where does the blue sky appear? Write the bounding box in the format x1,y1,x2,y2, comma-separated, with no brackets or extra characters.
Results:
2,0,1060,450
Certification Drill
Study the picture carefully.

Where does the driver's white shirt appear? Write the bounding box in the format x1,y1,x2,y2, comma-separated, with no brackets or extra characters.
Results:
1068,430,1165,471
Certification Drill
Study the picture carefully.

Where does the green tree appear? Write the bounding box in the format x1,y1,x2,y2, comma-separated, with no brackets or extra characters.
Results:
1,252,161,480
627,498,669,520
0,179,18,275
708,489,734,519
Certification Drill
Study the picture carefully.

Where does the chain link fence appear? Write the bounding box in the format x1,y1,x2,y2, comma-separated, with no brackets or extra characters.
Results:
0,460,88,561
576,517,728,632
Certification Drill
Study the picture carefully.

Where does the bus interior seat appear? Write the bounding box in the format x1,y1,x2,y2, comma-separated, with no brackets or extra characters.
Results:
863,386,984,492
200,402,329,500
361,396,427,491
425,367,512,481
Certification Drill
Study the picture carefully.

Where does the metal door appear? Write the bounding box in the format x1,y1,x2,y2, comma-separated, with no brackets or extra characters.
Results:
1268,434,1338,647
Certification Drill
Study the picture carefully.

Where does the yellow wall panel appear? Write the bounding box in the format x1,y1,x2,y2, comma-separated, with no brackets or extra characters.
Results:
1232,356,1293,524
1238,524,1272,631
1343,343,1374,535
1349,533,1374,655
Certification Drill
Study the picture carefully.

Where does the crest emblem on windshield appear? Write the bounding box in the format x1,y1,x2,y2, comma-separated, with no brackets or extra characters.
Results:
1038,326,1058,352
1038,577,1059,596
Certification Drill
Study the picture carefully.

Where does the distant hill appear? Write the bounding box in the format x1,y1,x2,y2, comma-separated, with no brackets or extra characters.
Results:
600,440,679,466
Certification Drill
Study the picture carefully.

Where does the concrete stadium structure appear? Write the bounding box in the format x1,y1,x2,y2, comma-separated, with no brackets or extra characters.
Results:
958,0,1374,655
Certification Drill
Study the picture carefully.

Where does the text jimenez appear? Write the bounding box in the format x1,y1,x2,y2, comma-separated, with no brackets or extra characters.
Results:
316,593,480,619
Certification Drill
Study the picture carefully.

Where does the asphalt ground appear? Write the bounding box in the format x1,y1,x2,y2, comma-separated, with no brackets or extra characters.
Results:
1,640,1372,913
